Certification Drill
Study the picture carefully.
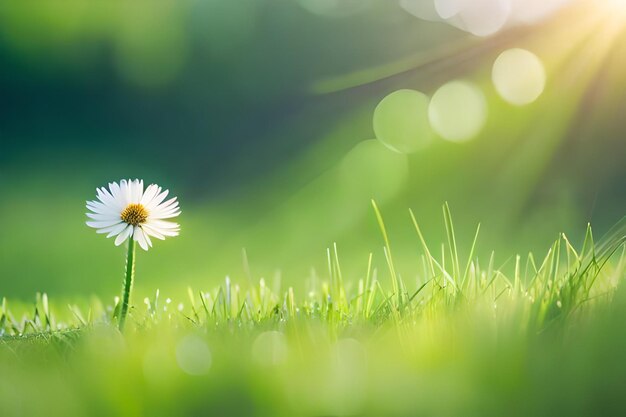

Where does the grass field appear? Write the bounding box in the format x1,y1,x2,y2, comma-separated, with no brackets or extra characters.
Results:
2,206,624,417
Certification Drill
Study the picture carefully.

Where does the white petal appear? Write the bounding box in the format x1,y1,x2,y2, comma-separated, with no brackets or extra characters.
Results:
150,207,181,219
155,203,179,212
86,212,120,221
146,220,179,236
86,201,118,216
154,197,178,209
129,179,144,204
151,205,180,218
157,229,178,237
142,223,166,240
148,219,180,229
97,187,122,211
144,229,153,247
92,222,124,235
109,182,124,205
87,220,123,229
105,222,128,238
153,204,178,216
140,184,160,206
120,179,132,206
156,207,180,216
156,200,179,211
115,225,133,246
149,211,181,220
157,207,180,217
137,179,144,202
146,189,169,210
134,227,150,251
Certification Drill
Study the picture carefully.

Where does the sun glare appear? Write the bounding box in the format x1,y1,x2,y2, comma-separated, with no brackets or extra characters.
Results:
606,0,626,15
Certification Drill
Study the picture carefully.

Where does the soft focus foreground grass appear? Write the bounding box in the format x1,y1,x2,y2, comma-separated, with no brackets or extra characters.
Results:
0,215,624,417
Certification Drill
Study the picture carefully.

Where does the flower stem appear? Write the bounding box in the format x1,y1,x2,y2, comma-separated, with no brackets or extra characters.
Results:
118,237,136,331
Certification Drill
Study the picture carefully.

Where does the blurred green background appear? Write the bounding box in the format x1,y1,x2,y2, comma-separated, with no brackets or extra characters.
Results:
0,0,624,300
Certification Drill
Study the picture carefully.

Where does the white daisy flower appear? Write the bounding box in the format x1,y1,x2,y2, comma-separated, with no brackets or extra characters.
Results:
86,179,180,250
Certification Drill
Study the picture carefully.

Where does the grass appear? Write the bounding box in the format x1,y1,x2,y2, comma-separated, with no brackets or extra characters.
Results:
0,205,625,417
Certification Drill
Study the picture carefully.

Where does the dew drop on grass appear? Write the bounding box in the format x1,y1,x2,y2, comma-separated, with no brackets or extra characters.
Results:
428,80,487,142
373,89,433,154
492,48,546,106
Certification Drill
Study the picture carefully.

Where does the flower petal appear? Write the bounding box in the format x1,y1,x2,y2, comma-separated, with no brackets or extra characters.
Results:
144,229,153,247
142,223,166,240
120,179,132,206
149,211,181,220
115,225,133,246
151,198,180,217
133,226,150,251
87,201,118,216
129,179,144,204
147,219,180,228
146,219,180,236
105,222,128,238
146,189,170,210
140,184,160,206
86,220,124,229
109,181,126,206
86,212,120,221
97,187,122,211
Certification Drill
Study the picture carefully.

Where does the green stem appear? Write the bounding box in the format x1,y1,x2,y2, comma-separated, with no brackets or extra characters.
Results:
118,237,136,331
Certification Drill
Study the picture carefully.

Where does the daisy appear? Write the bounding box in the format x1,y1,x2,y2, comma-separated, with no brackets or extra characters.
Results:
86,179,180,251
86,179,180,330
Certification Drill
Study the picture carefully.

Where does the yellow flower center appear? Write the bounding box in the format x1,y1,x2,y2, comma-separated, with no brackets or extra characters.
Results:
121,203,149,226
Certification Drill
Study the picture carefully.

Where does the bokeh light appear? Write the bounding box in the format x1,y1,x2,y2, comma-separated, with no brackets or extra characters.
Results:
602,0,626,21
401,0,574,35
428,80,487,142
373,89,433,154
326,338,368,415
444,0,511,37
175,335,212,376
434,0,464,19
509,0,573,24
251,331,288,367
400,0,440,21
607,0,626,13
492,48,546,106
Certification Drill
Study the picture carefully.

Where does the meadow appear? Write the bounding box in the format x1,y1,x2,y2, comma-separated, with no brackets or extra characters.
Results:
1,205,624,416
